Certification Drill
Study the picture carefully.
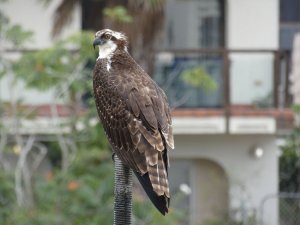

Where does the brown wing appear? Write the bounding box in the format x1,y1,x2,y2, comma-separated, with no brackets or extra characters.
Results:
93,62,174,198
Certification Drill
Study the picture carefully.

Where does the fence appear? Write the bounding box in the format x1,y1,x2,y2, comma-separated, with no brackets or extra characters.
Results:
259,193,300,225
193,193,300,225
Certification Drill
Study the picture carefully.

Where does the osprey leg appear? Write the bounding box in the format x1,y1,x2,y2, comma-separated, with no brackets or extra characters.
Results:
114,154,133,225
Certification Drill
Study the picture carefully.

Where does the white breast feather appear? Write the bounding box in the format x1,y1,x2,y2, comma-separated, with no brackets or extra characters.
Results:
97,40,117,72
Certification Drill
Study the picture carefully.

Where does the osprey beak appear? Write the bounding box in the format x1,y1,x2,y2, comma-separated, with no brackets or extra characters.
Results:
93,37,105,49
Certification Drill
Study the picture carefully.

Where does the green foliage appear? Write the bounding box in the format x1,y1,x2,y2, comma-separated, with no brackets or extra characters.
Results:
279,105,300,192
0,142,183,225
279,107,300,223
13,31,95,94
253,92,273,108
0,9,33,47
181,66,217,92
279,127,300,192
103,6,133,23
5,24,33,47
292,104,300,115
0,11,33,78
0,172,15,224
133,194,184,225
278,106,300,225
149,0,163,8
0,148,115,225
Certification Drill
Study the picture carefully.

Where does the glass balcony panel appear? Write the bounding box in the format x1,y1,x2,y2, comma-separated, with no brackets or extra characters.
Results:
154,53,224,108
230,53,274,108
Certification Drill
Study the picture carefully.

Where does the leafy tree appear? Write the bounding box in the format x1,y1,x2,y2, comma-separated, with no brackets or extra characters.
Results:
0,8,33,78
279,108,300,225
280,127,300,192
181,66,218,92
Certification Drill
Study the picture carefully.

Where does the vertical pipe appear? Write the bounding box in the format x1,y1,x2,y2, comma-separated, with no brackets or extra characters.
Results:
114,154,133,225
284,51,292,107
223,49,230,133
274,51,280,108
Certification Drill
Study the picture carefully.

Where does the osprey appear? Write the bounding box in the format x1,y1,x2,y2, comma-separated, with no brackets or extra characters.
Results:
92,29,174,215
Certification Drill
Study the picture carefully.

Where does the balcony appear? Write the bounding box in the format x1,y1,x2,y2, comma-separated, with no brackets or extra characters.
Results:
0,48,294,135
154,49,293,133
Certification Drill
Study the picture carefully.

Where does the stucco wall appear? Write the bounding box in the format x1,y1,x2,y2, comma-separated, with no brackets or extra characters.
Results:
171,134,278,225
227,0,279,49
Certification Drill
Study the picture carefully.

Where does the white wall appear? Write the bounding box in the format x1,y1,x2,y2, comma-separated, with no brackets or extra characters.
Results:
227,0,279,49
172,134,278,225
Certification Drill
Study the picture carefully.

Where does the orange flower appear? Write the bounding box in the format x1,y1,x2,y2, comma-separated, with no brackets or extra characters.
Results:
68,180,80,191
46,171,53,181
35,63,44,72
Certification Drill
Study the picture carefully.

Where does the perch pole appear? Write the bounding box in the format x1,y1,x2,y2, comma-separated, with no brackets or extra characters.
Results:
113,154,133,225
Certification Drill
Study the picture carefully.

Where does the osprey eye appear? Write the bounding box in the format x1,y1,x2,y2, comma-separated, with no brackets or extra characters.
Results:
103,34,110,39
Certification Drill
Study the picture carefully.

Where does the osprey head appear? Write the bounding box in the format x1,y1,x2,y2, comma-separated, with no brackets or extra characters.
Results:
93,29,128,59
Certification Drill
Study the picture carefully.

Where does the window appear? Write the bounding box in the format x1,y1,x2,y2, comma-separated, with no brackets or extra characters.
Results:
280,0,300,49
155,0,225,108
280,0,300,23
164,0,225,49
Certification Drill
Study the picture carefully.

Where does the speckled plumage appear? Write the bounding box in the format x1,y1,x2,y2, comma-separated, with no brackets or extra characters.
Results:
93,29,174,215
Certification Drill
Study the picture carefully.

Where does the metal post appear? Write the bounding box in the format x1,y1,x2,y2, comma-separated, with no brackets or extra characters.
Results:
223,49,230,133
114,154,133,225
284,51,292,107
274,51,280,108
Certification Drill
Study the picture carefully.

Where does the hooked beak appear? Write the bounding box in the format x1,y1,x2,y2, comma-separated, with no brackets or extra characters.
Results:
93,37,106,49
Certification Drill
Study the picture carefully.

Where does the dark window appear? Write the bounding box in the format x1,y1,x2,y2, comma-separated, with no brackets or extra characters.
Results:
280,0,300,49
280,0,300,23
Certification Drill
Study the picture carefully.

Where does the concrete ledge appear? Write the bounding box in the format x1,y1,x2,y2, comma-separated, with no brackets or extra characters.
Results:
172,117,226,134
2,117,71,135
229,117,276,134
2,116,277,135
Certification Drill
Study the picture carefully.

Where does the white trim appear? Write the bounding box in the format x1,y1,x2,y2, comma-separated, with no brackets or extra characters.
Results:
229,117,276,134
2,116,277,135
172,117,226,134
3,117,71,135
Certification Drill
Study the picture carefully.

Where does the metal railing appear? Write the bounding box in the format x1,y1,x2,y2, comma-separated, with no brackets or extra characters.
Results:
154,48,292,110
3,47,293,111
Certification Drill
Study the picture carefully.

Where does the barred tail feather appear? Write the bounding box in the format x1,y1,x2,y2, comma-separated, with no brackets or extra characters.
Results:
147,153,170,197
133,170,169,215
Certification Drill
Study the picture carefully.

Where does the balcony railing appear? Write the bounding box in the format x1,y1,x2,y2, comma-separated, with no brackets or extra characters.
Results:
154,48,292,112
1,48,294,131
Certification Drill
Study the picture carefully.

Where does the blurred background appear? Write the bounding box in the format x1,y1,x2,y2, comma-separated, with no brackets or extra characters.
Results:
0,0,300,224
